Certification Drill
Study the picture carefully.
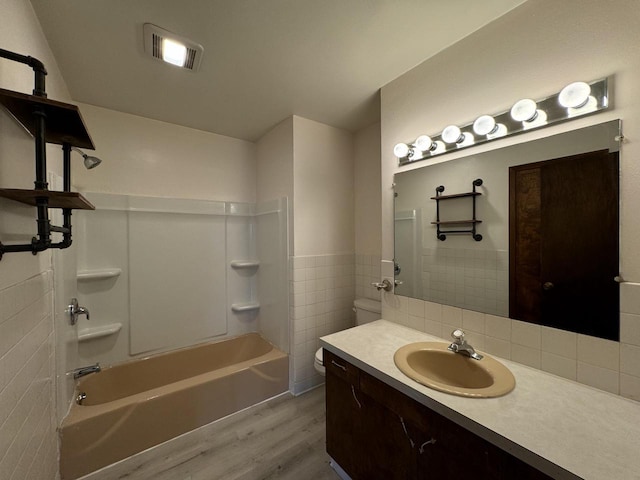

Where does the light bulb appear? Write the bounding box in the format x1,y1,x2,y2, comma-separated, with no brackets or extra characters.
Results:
473,115,498,136
487,123,508,139
559,82,591,108
393,143,410,158
408,148,422,161
523,109,548,130
510,99,538,122
431,141,446,155
442,125,464,144
567,96,598,117
162,38,187,67
414,135,434,152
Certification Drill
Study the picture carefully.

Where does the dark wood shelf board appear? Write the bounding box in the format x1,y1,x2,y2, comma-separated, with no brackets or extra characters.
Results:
0,88,94,149
431,220,483,225
431,192,481,200
0,189,95,210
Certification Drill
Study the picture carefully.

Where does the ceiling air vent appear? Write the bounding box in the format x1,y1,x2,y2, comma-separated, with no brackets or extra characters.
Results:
143,23,203,72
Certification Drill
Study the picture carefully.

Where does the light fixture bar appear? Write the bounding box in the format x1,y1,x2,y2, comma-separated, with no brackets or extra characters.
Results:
396,77,609,166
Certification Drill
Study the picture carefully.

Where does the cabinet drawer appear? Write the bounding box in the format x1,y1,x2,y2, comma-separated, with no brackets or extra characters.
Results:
324,349,359,384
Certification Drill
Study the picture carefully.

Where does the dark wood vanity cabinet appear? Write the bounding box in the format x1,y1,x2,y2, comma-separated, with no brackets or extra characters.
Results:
324,350,552,480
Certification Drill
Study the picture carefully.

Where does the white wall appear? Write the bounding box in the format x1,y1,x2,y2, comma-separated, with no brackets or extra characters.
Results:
256,118,294,204
380,0,640,400
354,122,381,256
354,122,383,301
256,117,294,250
0,0,71,477
72,103,256,203
293,116,354,256
257,115,357,394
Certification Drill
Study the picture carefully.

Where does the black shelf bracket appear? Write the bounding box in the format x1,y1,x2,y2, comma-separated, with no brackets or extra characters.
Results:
431,178,483,241
0,49,90,261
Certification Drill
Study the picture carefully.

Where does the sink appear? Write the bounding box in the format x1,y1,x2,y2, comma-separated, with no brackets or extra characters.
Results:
394,342,515,398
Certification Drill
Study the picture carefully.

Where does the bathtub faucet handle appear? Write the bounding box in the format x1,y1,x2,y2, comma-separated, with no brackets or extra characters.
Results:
68,298,90,325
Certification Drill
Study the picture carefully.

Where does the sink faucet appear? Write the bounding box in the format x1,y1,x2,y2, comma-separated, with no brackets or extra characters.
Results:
448,330,483,360
72,363,101,379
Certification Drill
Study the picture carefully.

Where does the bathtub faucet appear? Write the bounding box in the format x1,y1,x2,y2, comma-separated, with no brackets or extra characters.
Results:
72,363,101,379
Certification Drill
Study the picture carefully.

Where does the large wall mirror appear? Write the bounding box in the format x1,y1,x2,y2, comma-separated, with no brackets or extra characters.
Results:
394,120,621,341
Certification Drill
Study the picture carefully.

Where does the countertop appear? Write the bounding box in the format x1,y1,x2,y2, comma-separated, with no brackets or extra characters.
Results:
320,320,640,480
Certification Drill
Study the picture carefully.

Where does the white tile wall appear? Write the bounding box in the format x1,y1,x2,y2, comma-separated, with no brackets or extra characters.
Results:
421,247,508,317
355,254,382,302
0,271,58,479
290,254,355,394
382,280,640,402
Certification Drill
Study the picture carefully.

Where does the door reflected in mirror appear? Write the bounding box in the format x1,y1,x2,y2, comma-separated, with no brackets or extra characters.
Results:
394,120,621,341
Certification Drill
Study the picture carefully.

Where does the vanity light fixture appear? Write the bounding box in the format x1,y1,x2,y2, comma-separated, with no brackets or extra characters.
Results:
395,77,609,165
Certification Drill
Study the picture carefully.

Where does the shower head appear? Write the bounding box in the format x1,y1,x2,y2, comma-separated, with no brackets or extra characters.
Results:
71,147,102,169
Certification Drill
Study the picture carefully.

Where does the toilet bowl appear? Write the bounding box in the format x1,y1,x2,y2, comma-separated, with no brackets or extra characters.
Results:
314,297,382,376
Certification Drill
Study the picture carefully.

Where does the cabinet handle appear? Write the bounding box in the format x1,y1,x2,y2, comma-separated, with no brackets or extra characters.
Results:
419,438,437,454
351,385,362,409
331,360,347,371
399,416,415,448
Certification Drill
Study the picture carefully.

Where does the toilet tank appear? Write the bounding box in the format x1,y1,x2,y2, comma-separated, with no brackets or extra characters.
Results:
353,298,382,325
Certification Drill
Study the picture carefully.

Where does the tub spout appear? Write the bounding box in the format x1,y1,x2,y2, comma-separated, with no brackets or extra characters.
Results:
72,363,101,379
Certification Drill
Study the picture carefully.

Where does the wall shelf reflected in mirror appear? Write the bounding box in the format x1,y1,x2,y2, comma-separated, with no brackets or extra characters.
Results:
431,179,484,242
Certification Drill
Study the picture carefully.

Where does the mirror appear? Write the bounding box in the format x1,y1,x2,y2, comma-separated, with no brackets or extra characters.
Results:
394,120,620,340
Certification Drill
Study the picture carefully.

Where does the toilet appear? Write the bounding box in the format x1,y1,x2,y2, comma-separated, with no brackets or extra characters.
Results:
314,298,382,376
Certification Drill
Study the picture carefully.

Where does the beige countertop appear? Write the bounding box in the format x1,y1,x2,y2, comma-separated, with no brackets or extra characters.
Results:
320,320,640,480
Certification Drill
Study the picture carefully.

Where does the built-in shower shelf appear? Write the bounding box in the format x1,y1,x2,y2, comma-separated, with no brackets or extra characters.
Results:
78,323,122,342
77,268,122,281
230,260,260,269
231,302,260,313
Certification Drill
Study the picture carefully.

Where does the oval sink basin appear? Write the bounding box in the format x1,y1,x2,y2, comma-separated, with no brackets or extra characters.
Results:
394,342,515,398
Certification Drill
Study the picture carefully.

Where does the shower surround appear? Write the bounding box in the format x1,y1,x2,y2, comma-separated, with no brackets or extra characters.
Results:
74,194,289,365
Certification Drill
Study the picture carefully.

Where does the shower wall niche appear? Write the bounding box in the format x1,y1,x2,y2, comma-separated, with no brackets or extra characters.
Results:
74,193,288,367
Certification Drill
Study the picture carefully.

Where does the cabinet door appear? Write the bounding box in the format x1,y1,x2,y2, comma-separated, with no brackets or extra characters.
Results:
416,417,502,480
359,392,416,479
326,369,367,479
325,351,366,479
325,352,414,479
415,408,553,480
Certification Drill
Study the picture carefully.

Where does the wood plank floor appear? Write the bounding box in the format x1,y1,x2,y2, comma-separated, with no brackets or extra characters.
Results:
81,386,341,480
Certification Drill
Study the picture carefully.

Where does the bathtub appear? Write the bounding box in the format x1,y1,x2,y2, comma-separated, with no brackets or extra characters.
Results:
59,333,289,480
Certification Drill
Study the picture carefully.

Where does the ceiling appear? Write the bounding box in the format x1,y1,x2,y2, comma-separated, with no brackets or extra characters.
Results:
30,0,525,142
